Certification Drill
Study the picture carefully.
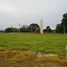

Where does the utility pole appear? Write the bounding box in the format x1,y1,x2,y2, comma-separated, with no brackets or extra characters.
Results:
40,19,43,34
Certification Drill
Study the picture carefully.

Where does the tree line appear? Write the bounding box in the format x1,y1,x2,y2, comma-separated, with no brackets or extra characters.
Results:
4,24,52,33
0,13,67,33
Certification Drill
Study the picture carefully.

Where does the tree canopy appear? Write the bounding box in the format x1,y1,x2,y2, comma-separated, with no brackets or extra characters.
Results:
29,23,40,32
56,13,67,33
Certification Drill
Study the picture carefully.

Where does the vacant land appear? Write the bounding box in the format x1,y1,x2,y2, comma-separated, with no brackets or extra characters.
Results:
0,50,67,67
0,33,67,67
0,33,67,56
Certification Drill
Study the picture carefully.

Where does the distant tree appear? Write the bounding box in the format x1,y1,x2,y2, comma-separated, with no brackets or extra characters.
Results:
20,25,29,32
56,24,63,33
5,27,18,32
56,13,67,33
45,26,52,32
0,30,4,32
62,13,67,25
29,23,40,32
12,28,19,32
61,13,67,33
5,27,12,32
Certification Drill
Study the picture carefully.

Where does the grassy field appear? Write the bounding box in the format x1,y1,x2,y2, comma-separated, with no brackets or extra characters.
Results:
0,33,67,67
0,33,67,56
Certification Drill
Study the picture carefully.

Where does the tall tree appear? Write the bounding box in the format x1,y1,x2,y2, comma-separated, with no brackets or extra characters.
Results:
29,23,40,32
56,13,67,33
62,13,67,34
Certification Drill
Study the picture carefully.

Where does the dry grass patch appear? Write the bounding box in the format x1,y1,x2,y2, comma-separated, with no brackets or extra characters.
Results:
0,50,67,67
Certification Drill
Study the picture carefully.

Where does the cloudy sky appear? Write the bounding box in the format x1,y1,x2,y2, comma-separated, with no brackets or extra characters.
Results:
0,0,67,30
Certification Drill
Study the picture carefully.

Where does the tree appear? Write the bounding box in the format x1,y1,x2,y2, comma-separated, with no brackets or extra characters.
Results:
62,13,67,34
45,26,52,32
20,25,29,32
29,23,40,32
56,24,63,33
5,27,12,32
5,27,18,32
56,13,67,33
12,28,19,32
0,30,4,32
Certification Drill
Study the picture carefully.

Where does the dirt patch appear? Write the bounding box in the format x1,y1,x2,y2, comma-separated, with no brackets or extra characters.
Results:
0,50,67,67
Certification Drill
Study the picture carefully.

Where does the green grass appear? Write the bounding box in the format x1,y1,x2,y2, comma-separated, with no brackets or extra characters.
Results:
0,33,67,56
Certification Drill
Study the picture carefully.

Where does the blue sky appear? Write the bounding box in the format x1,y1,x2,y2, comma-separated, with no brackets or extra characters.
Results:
0,0,67,30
